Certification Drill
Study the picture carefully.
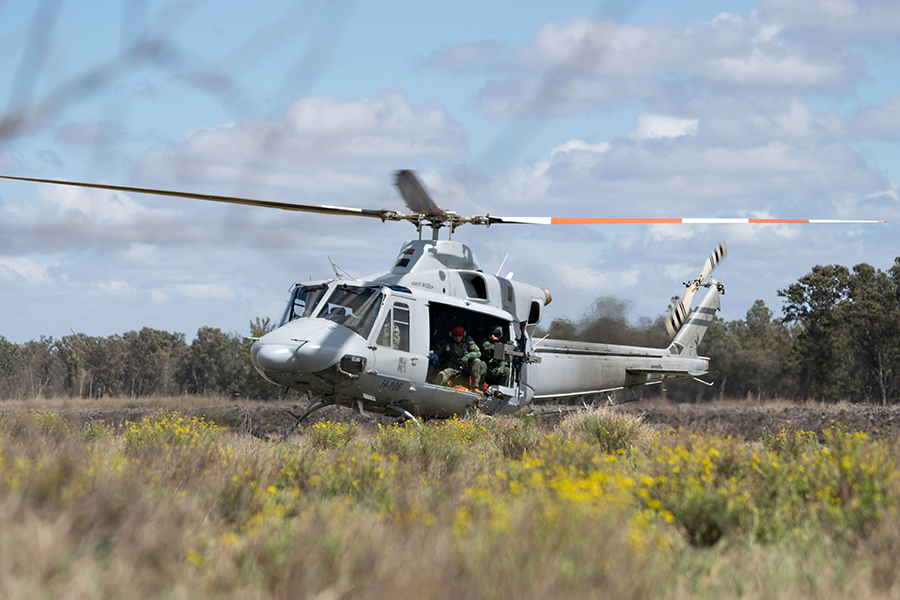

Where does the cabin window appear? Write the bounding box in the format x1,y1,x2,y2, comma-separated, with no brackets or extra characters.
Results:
280,284,328,326
320,285,384,339
462,275,488,300
528,301,541,325
376,302,410,351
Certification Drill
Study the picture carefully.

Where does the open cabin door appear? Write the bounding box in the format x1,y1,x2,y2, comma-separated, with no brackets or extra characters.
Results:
421,301,534,416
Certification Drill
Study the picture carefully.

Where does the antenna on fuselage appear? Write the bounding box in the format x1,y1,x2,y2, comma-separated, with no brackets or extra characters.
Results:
327,256,343,279
327,256,357,281
496,253,509,277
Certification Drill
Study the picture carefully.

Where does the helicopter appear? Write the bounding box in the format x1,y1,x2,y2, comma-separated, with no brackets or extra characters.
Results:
0,171,886,428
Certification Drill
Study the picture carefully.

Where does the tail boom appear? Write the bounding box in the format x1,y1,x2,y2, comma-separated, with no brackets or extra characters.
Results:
528,341,710,400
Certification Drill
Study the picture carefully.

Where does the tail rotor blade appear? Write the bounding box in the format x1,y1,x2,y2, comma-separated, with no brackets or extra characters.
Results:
666,285,696,337
698,240,727,282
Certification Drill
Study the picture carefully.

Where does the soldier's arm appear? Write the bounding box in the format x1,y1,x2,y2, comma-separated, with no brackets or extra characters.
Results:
466,338,481,359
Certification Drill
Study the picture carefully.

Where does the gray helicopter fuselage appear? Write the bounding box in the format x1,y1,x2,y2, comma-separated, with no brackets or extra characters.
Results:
250,239,719,418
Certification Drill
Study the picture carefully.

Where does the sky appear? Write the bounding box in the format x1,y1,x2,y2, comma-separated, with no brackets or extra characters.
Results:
1,0,898,344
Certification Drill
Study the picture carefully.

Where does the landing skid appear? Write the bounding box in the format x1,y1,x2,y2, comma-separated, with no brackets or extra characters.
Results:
278,398,423,440
386,405,422,427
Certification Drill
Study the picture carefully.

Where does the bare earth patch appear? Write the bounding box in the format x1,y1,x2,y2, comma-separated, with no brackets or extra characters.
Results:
20,399,900,440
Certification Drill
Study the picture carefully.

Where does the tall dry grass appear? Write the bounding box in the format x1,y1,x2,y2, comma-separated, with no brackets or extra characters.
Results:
2,407,900,599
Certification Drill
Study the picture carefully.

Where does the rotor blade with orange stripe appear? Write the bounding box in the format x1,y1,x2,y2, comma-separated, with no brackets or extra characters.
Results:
489,216,887,224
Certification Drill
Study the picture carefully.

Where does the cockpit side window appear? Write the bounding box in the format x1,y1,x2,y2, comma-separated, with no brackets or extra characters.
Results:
320,285,384,339
280,284,328,326
376,302,410,351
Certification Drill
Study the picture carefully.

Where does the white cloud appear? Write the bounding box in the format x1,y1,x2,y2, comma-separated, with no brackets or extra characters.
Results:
648,224,702,242
0,183,182,255
849,94,900,140
22,185,176,227
150,290,169,304
706,55,842,86
557,264,639,293
630,114,698,140
97,281,132,294
758,0,900,34
551,139,611,156
122,243,161,262
665,262,695,282
136,91,467,199
479,113,893,234
468,12,866,119
491,161,552,208
0,256,52,284
176,283,236,300
414,171,470,210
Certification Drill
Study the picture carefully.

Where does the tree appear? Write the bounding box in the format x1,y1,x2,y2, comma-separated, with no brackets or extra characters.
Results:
121,328,186,397
732,301,796,400
0,336,19,400
81,334,128,398
543,318,576,340
778,265,851,401
778,260,900,404
11,336,67,399
839,263,900,405
174,327,244,397
239,317,283,400
54,333,91,398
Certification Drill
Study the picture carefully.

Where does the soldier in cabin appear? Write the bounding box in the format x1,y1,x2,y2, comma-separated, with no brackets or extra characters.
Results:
429,325,486,391
480,326,510,386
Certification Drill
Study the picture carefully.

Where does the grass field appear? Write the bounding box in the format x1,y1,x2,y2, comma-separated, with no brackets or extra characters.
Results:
3,405,900,599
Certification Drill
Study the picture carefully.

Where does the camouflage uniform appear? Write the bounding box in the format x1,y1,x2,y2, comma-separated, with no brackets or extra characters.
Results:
481,335,510,386
431,335,486,390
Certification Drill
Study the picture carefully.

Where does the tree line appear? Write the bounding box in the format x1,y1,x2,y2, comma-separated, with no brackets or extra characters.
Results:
2,258,899,404
0,318,282,401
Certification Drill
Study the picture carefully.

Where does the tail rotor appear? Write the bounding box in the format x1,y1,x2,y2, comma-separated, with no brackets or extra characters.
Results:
665,241,727,338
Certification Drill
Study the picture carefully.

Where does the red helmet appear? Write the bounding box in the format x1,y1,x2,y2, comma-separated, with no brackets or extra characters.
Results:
451,326,465,336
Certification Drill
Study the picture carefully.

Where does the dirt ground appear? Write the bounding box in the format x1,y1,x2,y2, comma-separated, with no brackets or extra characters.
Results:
39,398,900,440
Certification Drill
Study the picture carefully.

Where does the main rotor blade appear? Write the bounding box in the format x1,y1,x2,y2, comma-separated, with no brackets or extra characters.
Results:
0,175,400,220
395,170,443,217
489,216,886,224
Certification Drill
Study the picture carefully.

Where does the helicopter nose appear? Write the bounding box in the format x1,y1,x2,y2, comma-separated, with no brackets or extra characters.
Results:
250,319,366,376
253,344,303,372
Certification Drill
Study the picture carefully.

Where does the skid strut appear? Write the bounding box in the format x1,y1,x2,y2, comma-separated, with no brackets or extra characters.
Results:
281,399,336,440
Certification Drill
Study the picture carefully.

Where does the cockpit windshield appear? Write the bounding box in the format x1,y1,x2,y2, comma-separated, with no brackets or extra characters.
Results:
319,285,384,339
280,284,328,326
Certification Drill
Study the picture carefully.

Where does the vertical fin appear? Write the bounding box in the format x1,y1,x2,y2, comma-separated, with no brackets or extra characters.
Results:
667,283,721,357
